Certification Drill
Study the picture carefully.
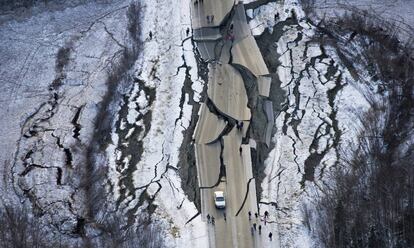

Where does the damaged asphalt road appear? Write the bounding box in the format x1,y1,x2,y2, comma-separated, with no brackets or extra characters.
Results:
190,1,279,247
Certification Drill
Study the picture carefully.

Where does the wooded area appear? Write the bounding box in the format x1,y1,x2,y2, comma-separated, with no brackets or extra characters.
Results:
306,9,414,248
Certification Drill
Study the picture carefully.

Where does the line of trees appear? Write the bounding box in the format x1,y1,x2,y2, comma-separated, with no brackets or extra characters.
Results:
0,204,165,248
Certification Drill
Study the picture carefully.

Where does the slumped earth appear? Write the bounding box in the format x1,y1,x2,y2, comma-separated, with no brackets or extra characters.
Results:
0,0,413,247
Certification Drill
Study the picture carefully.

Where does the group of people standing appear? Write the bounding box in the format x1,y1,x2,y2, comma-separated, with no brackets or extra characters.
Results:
193,0,215,24
205,210,274,241
193,0,214,24
206,15,215,24
248,210,273,241
206,214,215,225
206,212,228,226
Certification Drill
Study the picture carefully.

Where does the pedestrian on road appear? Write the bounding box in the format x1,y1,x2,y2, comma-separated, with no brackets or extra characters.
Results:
207,214,210,223
223,212,227,221
149,31,153,40
269,232,273,241
239,146,242,155
248,211,252,220
186,28,190,37
211,216,215,225
206,15,210,24
253,223,257,230
255,212,258,219
211,15,214,23
259,225,262,234
264,210,269,219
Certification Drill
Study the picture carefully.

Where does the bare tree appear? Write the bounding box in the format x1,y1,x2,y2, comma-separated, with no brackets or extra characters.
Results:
307,9,414,248
0,205,53,248
93,212,165,248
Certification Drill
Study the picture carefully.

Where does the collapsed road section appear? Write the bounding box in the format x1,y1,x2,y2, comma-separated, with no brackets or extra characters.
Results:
190,0,277,247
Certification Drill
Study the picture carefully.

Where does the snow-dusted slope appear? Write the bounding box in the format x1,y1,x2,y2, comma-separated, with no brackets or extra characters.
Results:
248,0,372,247
0,0,206,246
0,0,130,234
307,0,414,41
107,0,207,246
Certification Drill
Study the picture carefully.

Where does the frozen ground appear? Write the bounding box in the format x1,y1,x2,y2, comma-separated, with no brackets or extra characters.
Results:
249,0,372,247
0,0,131,235
109,0,207,246
0,0,206,246
307,0,414,39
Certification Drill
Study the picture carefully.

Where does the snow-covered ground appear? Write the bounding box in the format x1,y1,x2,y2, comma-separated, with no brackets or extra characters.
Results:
308,0,414,40
107,0,207,246
0,0,131,236
312,0,414,25
248,0,372,247
0,0,206,246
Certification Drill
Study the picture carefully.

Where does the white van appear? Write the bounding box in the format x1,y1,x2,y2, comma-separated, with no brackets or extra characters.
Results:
214,191,226,209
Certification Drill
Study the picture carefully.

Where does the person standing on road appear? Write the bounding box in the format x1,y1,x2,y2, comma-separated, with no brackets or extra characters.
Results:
149,31,153,40
268,232,273,241
223,212,227,221
258,225,262,234
248,211,252,220
255,212,258,219
186,28,190,37
207,214,210,223
211,216,215,225
239,146,242,155
253,223,257,230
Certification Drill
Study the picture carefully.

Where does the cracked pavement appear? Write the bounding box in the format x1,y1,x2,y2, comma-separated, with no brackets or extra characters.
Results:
191,1,278,247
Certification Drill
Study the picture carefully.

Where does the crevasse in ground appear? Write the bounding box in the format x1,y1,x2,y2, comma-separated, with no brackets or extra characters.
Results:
108,0,207,246
249,0,371,247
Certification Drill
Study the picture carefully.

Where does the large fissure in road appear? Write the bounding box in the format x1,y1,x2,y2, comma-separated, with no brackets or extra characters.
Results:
189,0,281,246
178,39,209,212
